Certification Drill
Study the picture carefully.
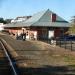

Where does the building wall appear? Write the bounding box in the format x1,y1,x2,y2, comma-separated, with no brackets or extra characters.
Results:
30,27,48,40
54,28,61,37
7,27,68,40
54,27,69,37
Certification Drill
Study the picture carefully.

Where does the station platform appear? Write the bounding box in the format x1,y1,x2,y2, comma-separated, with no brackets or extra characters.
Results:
0,32,75,75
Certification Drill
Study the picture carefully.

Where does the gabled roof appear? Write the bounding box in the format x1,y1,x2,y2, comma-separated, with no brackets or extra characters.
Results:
5,9,71,28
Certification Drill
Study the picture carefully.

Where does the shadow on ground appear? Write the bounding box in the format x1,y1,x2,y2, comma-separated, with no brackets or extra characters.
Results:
17,65,75,75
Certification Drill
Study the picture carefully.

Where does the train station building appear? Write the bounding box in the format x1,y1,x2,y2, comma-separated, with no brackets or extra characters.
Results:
5,9,70,40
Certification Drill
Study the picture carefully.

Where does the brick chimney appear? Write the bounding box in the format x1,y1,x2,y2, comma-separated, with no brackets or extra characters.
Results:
52,14,56,22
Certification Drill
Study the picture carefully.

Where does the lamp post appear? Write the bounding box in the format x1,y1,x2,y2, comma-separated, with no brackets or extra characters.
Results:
22,28,25,33
22,28,26,41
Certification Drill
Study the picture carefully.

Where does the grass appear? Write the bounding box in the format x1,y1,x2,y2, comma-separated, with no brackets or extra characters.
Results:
63,55,75,65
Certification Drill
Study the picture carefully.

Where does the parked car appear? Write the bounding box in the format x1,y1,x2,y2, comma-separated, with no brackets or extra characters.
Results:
56,35,75,41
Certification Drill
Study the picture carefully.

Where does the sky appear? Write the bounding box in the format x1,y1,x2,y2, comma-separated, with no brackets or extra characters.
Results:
0,0,75,21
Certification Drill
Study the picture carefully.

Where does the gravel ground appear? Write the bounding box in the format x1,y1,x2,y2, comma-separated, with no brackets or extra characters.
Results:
1,33,75,74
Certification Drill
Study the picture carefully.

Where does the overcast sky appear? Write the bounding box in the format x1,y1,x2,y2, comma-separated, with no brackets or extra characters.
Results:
0,0,75,21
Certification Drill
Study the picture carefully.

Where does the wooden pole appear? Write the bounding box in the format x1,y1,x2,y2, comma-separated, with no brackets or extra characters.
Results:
71,40,72,51
64,40,66,49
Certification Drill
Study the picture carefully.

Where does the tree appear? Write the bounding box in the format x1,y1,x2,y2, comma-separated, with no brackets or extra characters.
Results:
5,19,12,24
0,18,12,24
68,16,75,35
0,18,7,24
0,18,4,23
69,24,75,34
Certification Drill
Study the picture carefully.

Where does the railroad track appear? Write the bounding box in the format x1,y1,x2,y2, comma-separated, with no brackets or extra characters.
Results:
0,40,18,75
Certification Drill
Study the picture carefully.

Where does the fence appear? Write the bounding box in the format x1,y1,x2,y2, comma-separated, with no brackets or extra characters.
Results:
56,39,75,51
40,39,75,51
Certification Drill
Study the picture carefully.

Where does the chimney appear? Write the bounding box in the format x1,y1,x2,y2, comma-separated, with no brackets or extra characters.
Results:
52,14,56,22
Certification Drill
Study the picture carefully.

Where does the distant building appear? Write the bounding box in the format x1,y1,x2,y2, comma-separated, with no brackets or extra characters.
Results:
5,9,70,40
0,23,5,31
11,16,31,23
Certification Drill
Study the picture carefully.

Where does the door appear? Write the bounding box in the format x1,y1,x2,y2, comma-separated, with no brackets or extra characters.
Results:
48,30,54,39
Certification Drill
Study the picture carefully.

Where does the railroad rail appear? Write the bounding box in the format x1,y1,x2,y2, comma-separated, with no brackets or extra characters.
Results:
0,40,18,75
